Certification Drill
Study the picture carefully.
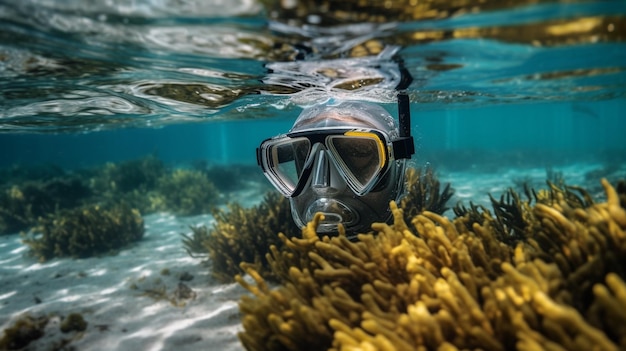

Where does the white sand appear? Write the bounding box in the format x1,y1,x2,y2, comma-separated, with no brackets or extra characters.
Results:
0,212,247,351
0,162,619,350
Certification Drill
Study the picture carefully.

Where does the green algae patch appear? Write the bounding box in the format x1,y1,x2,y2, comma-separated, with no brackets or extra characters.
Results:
0,156,234,235
153,169,220,216
60,313,87,333
0,177,91,235
0,314,49,350
182,191,297,283
22,202,144,261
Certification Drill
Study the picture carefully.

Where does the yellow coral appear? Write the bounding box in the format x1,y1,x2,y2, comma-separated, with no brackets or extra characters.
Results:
236,179,626,351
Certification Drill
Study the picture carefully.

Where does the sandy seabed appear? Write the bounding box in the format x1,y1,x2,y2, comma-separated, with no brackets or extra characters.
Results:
0,211,247,351
0,162,622,351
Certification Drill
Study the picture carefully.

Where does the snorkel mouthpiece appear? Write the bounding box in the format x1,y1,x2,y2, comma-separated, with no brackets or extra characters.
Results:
304,198,358,232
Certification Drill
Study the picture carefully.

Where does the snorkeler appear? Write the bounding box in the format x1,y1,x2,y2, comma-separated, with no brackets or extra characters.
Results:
256,93,415,237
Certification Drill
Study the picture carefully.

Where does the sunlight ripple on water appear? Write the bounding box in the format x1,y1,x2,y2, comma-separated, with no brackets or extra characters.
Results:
0,0,625,132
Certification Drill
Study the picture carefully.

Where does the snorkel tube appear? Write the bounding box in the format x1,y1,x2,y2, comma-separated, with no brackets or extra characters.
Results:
392,66,415,160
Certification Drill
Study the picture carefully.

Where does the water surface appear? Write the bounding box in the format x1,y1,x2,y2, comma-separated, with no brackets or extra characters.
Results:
1,0,624,133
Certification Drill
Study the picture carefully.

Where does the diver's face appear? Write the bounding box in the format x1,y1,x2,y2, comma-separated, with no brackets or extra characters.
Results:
289,145,403,236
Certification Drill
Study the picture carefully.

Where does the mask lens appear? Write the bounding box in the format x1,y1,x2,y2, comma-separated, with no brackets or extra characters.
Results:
327,132,386,193
267,137,311,195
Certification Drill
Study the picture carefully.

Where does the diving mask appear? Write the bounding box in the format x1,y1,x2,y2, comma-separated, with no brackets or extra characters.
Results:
257,127,413,198
256,98,414,235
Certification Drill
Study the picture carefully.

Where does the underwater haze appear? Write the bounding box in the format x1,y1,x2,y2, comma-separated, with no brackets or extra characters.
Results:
1,0,626,350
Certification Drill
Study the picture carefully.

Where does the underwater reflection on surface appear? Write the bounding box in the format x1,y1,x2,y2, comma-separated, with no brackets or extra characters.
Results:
0,0,625,131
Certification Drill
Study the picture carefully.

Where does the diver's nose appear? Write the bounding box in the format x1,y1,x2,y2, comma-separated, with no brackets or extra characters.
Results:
311,150,339,194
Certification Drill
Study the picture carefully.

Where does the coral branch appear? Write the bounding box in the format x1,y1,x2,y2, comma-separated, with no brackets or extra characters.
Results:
234,179,626,351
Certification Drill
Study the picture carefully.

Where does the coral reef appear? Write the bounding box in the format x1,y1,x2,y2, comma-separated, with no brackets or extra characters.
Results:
234,178,626,351
188,166,452,283
22,202,144,261
183,166,452,283
182,191,298,282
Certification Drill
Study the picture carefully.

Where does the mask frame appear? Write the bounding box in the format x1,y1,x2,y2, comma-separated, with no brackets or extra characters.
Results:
257,128,409,197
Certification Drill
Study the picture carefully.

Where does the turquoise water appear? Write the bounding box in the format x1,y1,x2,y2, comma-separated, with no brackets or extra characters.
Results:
1,0,625,182
1,2,626,350
0,100,624,169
